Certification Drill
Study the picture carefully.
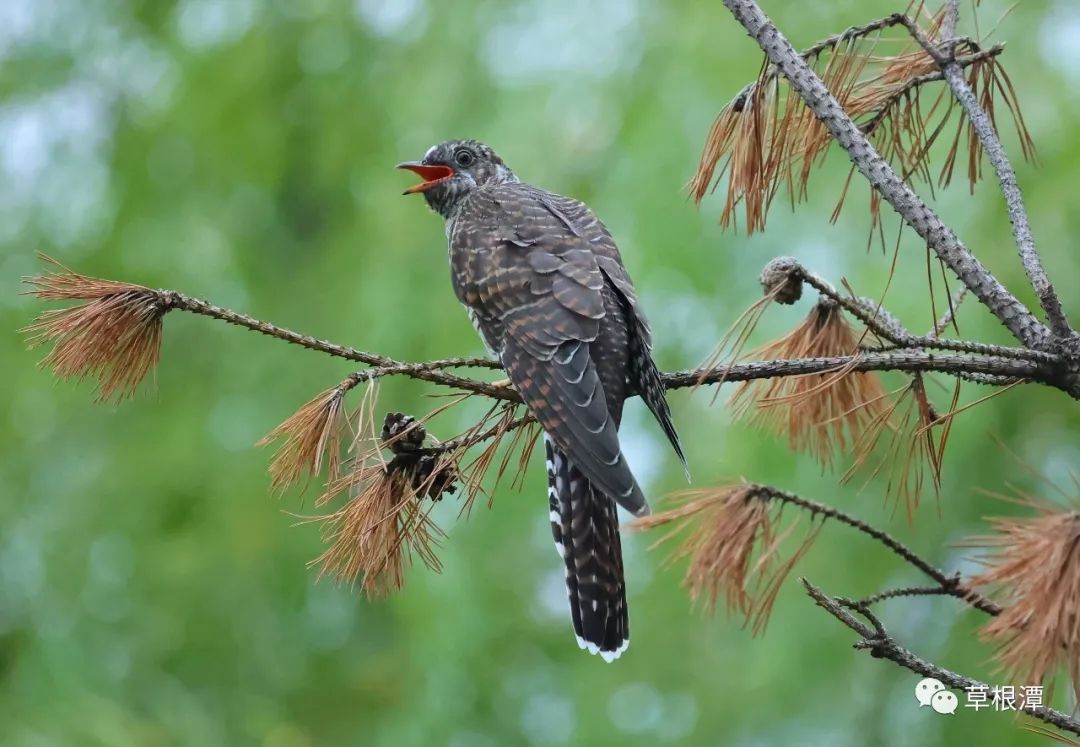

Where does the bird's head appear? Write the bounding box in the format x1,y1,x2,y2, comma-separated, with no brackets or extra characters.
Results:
397,139,515,219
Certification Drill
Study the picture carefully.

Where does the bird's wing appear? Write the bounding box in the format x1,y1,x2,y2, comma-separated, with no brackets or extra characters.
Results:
528,187,653,343
450,185,647,514
525,187,687,474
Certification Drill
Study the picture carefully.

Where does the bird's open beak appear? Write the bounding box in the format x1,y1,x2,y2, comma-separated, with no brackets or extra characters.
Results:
397,161,454,195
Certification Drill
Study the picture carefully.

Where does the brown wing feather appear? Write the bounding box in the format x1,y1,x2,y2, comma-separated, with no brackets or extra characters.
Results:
527,187,653,342
528,187,686,473
503,335,643,512
450,184,648,514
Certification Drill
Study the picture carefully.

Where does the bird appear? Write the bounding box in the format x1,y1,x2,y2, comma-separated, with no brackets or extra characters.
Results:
398,139,686,661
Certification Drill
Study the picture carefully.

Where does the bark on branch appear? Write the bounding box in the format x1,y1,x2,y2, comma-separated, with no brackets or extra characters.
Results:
139,291,1080,396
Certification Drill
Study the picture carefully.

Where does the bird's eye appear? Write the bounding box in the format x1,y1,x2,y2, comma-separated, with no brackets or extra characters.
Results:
454,148,475,167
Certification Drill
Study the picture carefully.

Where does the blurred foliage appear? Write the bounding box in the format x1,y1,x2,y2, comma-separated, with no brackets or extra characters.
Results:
3,0,1080,745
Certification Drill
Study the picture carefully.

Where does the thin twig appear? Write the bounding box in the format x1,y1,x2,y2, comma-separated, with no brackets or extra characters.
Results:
160,291,513,400
729,14,915,113
941,0,960,43
929,286,969,338
857,584,962,607
800,14,911,60
749,484,1000,615
422,413,535,455
718,0,1050,350
860,47,1004,136
894,16,1072,338
160,291,495,371
803,579,1080,737
789,261,1050,363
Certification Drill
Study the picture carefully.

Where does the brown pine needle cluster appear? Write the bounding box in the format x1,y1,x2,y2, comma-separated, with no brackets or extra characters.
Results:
440,403,540,516
729,301,888,467
629,484,820,634
698,289,778,380
464,411,540,513
312,462,446,598
966,491,1080,701
259,376,374,492
307,399,540,598
842,374,955,519
311,411,463,597
22,256,171,401
690,8,1032,235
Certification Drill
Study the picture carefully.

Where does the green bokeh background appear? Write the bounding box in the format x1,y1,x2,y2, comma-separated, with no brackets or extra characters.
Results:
3,1,1079,745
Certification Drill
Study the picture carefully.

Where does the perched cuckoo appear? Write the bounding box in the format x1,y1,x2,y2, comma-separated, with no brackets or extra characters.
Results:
399,140,686,661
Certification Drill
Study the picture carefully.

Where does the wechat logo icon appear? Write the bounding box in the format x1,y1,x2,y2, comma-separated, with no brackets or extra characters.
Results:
915,678,957,715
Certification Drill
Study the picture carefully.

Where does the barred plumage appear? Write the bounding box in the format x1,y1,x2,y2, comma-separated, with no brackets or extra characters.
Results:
546,435,628,660
400,139,686,660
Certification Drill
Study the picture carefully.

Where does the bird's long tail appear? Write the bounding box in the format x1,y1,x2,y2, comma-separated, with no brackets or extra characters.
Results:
545,436,629,662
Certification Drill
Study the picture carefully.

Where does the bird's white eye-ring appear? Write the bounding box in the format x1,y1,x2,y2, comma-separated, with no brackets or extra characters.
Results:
454,148,475,167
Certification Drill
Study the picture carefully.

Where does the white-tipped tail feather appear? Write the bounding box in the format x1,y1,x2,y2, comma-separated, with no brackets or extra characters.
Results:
545,435,630,661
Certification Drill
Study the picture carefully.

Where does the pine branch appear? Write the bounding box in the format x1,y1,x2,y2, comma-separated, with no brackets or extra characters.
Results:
858,46,1003,137
749,13,997,98
26,263,1065,406
766,257,1053,363
928,285,968,337
941,0,960,42
671,351,1046,389
262,350,1053,403
893,15,1073,339
163,291,510,394
718,0,1051,350
747,484,1000,615
803,579,1080,738
164,291,498,372
628,480,997,634
855,585,960,607
335,350,1051,401
800,14,911,59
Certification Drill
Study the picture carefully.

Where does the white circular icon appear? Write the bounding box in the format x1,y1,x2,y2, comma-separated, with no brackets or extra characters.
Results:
931,690,958,715
915,677,946,707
